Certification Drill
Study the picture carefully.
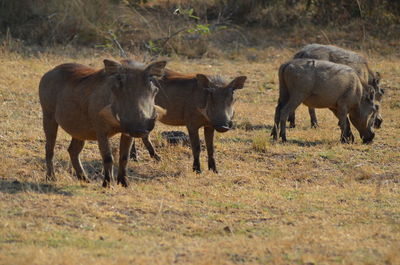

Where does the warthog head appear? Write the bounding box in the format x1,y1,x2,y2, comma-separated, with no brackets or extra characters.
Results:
369,71,384,128
349,85,377,144
196,74,247,132
102,59,167,138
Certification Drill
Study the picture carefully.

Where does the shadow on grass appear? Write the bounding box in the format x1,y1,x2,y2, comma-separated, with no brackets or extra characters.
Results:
288,139,327,147
35,158,176,186
125,168,183,183
0,179,73,196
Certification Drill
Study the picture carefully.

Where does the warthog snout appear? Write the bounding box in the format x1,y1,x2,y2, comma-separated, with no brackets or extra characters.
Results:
362,132,375,144
214,121,233,133
122,118,155,138
129,129,149,138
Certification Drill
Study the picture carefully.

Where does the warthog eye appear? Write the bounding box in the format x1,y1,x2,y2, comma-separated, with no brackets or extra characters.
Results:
149,77,160,93
116,74,124,87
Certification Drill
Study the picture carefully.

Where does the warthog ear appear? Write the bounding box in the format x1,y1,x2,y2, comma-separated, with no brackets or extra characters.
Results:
104,59,122,75
228,76,247,90
196,74,211,109
196,74,210,90
145,61,167,77
99,105,120,127
373,71,381,86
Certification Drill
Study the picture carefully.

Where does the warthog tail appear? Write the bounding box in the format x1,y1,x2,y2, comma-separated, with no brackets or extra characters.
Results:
278,62,291,105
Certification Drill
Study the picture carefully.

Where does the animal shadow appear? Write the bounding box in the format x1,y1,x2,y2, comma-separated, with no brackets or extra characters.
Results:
0,179,73,196
288,139,327,147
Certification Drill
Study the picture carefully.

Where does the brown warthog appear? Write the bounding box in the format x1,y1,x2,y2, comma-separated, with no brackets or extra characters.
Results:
124,61,247,173
39,59,167,187
271,59,377,143
288,43,383,128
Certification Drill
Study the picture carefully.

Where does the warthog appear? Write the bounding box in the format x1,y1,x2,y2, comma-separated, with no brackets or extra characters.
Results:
271,59,377,143
39,59,167,187
289,43,383,128
124,61,247,173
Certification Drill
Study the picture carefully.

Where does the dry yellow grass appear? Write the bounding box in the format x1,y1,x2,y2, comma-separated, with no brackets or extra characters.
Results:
0,47,399,265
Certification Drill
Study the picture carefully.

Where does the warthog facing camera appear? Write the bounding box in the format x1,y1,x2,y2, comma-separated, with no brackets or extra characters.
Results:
39,59,167,187
124,61,247,173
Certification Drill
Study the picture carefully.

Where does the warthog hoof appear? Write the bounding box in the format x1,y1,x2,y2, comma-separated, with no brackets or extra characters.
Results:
208,160,218,173
311,122,319,128
280,132,287,142
76,173,90,183
193,165,201,174
152,153,161,161
130,152,139,162
46,174,56,182
117,175,129,187
340,133,354,144
102,180,110,188
288,122,296,128
270,126,278,140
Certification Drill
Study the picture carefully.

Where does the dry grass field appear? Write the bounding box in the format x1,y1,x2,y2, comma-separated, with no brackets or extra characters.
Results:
0,47,399,265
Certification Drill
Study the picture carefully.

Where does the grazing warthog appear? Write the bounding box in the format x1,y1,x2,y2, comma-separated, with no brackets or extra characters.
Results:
125,61,247,173
271,59,377,144
39,59,167,187
289,43,383,128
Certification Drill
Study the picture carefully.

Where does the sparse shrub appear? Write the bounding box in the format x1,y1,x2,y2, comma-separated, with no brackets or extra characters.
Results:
252,132,270,152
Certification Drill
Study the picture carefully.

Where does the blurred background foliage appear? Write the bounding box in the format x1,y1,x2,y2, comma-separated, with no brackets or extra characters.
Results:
1,0,399,57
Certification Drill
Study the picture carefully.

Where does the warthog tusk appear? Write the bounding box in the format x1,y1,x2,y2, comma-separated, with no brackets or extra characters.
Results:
155,105,167,121
99,105,120,127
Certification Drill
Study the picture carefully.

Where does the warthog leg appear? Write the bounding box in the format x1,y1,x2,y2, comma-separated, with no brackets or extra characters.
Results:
287,112,296,128
129,139,138,161
142,135,161,161
188,126,201,173
97,133,114,187
129,136,161,161
344,118,354,143
43,112,58,181
374,112,383,129
271,102,284,140
117,134,133,187
279,97,305,142
287,108,318,129
308,108,319,128
331,108,354,143
68,138,89,182
204,126,217,173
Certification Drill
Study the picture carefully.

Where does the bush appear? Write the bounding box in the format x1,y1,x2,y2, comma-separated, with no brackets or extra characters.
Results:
0,0,399,56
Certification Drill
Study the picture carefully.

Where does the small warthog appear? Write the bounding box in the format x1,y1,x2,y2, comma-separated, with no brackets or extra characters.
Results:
289,43,383,128
125,61,247,173
271,59,377,143
39,59,167,187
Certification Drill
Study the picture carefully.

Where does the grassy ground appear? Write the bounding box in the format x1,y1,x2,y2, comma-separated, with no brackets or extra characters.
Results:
0,47,399,265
